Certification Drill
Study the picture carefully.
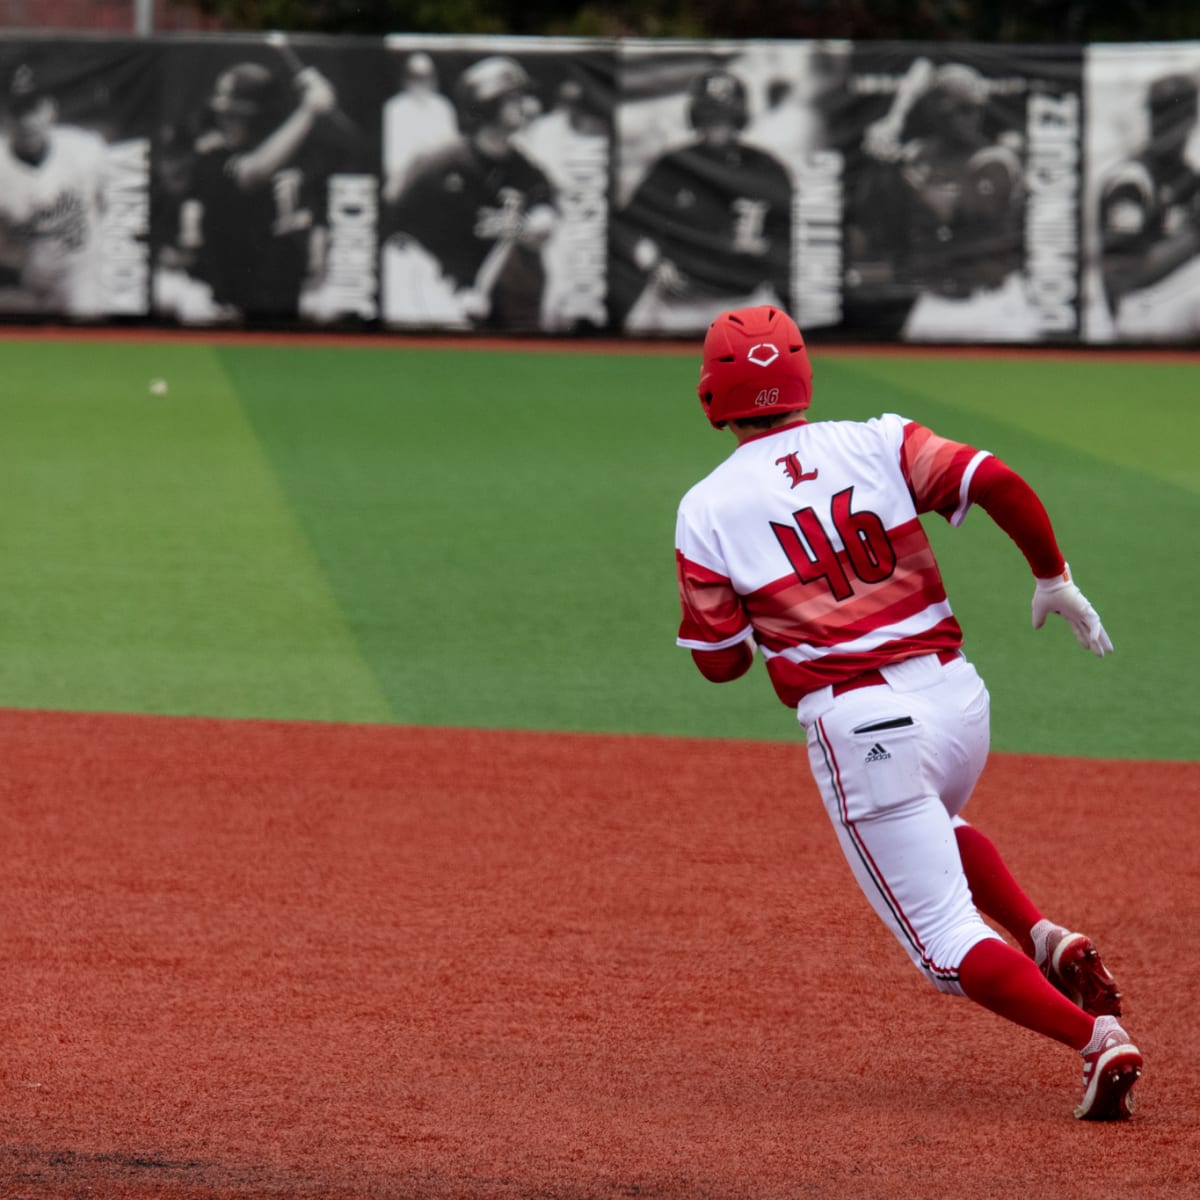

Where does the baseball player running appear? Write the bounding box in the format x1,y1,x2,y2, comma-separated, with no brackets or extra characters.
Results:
673,304,1143,1120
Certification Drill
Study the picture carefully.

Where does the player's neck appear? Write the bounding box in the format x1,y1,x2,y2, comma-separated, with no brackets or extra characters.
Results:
472,129,513,160
730,413,808,445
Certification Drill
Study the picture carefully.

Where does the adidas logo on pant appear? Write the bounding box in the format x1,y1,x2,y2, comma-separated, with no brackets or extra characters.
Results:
864,743,891,763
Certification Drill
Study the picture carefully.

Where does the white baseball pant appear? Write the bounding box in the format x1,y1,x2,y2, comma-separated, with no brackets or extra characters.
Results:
795,651,1003,996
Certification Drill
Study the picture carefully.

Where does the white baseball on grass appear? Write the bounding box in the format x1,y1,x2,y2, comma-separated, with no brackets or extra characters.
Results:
149,378,169,396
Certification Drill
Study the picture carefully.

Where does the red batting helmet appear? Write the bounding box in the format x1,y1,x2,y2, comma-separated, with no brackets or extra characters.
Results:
697,306,813,429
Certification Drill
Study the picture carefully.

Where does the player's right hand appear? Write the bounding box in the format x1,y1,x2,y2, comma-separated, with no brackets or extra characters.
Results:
1031,564,1114,657
863,118,904,163
518,204,557,249
297,67,337,117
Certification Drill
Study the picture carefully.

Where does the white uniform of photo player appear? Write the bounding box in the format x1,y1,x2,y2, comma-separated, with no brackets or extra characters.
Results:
0,68,106,317
382,51,458,205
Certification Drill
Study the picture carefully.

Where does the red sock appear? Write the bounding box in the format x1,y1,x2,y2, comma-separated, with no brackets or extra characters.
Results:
955,823,1043,956
959,938,1093,1050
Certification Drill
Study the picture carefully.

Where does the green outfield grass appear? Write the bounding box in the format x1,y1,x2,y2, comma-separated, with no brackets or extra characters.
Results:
1,337,1196,760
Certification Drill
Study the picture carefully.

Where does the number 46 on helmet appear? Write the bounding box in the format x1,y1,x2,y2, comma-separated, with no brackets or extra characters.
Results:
697,305,814,429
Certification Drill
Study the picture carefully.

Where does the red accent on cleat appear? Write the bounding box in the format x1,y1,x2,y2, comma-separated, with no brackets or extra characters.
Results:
1043,930,1122,1018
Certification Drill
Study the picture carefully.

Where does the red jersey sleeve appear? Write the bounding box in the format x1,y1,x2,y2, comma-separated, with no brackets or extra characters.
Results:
675,550,752,647
968,456,1066,578
691,640,754,682
899,421,990,524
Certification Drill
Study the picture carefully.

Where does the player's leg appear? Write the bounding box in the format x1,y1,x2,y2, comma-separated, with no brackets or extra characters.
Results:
799,662,1005,998
957,936,1091,1047
807,712,1089,1049
821,800,1143,1117
957,937,1142,1119
920,652,1125,1016
951,820,1042,953
797,660,1142,1116
951,821,1123,1016
929,659,1139,1111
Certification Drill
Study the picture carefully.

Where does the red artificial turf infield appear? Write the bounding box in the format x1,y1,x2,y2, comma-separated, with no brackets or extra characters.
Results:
0,709,1196,1200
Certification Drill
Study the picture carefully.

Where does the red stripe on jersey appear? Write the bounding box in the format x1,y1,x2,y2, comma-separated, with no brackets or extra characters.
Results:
900,422,979,518
676,550,747,644
744,519,947,651
764,619,965,707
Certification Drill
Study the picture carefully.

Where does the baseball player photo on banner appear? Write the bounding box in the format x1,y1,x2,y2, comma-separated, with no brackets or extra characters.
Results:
151,35,383,327
0,38,156,320
841,44,1085,343
380,37,613,334
611,40,851,337
1083,43,1200,344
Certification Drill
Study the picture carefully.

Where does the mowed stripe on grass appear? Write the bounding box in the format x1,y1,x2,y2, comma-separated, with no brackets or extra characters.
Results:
0,338,1196,757
1,707,1195,1199
0,341,390,724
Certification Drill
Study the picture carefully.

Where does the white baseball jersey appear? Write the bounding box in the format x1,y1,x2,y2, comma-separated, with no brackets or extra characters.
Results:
0,126,106,313
675,413,991,705
383,89,458,198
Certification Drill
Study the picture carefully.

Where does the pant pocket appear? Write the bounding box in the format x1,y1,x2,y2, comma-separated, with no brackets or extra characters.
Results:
849,717,926,820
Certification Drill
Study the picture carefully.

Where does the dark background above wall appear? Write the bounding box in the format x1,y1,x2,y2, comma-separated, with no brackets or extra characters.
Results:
3,0,1200,41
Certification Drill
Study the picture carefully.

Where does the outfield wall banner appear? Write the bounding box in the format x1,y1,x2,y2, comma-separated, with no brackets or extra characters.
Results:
610,40,850,338
151,35,384,327
0,37,156,320
0,32,1197,345
840,43,1085,344
379,36,614,335
1084,43,1200,344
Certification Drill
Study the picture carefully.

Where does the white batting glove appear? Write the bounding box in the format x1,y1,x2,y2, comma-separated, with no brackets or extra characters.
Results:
1031,563,1114,657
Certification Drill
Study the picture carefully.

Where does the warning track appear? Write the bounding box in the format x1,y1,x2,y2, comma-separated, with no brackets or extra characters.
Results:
1,321,1197,363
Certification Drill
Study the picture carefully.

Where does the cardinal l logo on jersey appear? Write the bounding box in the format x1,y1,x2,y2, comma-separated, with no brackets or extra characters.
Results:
776,453,819,487
747,342,779,366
